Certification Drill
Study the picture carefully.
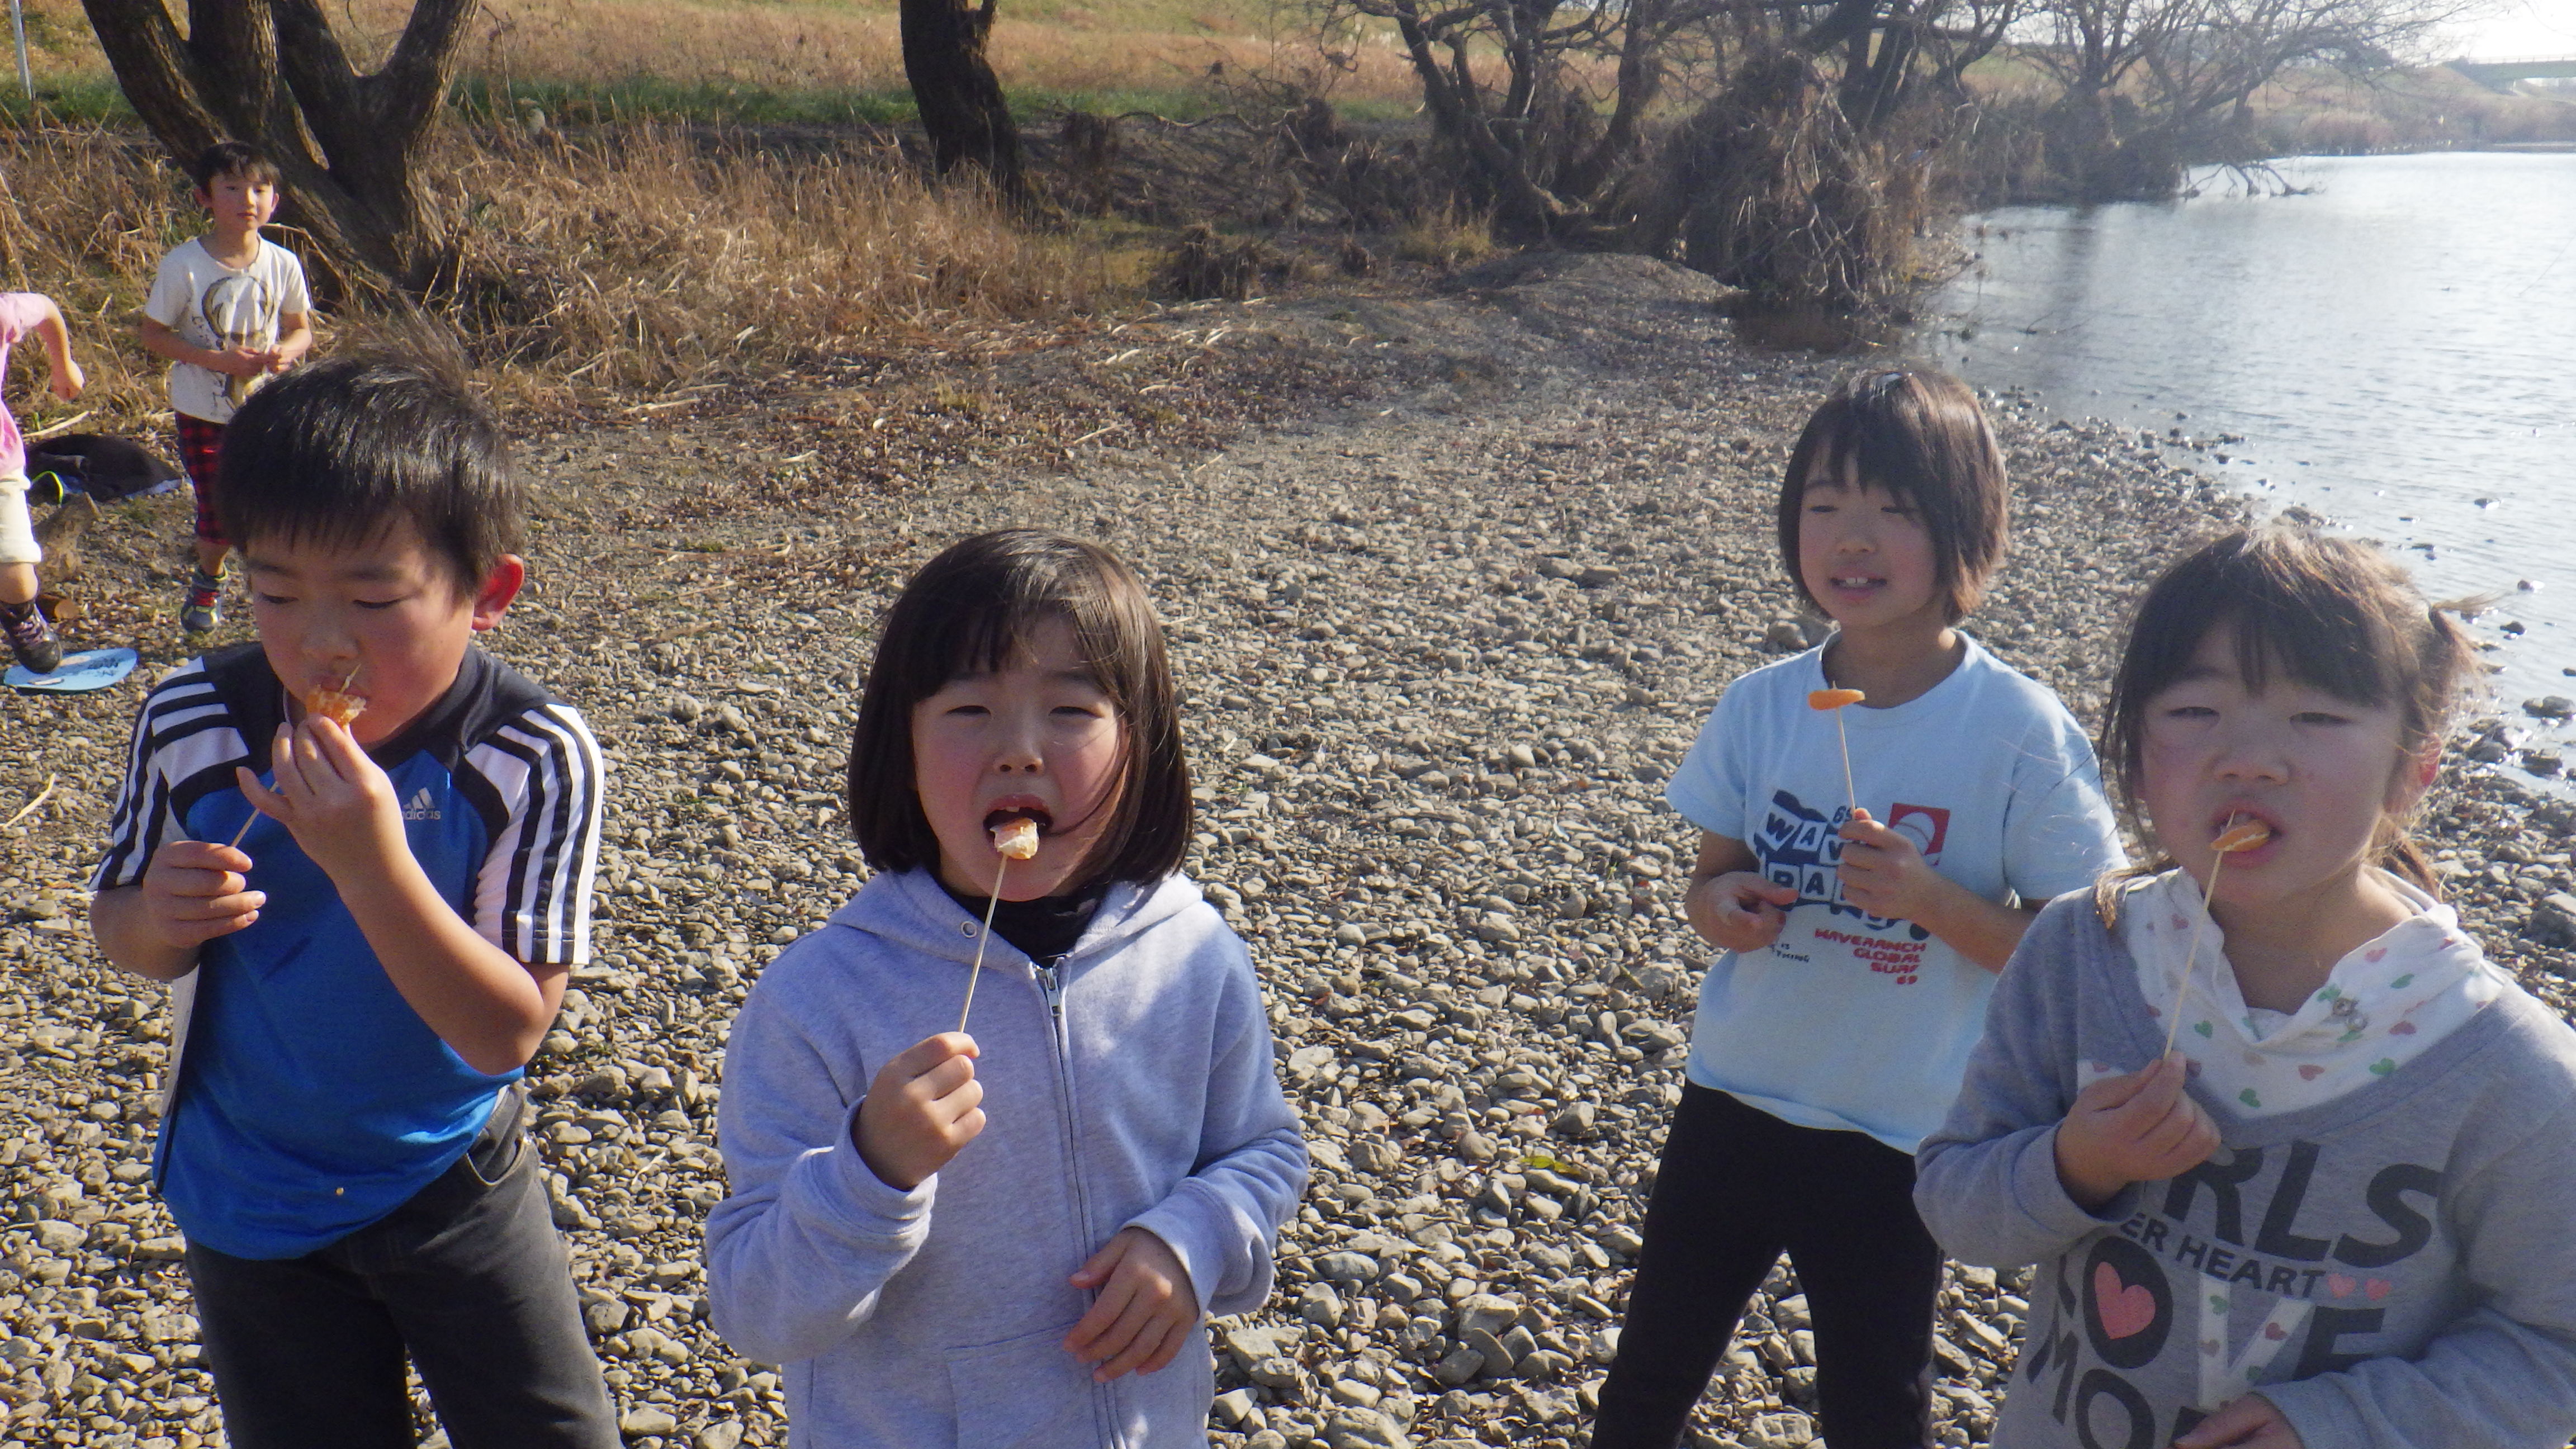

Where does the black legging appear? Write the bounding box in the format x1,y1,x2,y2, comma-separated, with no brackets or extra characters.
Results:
1590,1083,1940,1449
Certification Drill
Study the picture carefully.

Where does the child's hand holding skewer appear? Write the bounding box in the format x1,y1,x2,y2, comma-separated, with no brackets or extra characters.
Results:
852,1033,984,1191
234,714,403,878
131,839,264,952
1834,808,1947,921
2051,1054,2219,1209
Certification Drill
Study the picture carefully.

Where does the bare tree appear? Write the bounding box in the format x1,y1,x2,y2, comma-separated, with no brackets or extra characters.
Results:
81,0,479,298
2023,0,2470,195
1307,0,2021,241
901,0,1027,203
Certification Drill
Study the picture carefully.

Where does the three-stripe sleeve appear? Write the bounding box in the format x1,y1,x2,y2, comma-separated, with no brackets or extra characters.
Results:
467,703,605,965
91,666,242,892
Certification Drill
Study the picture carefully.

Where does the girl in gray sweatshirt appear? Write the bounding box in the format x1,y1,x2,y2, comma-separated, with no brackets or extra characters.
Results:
1917,529,2576,1449
705,531,1306,1447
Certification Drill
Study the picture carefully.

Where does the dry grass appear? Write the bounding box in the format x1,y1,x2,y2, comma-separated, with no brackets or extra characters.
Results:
435,125,1110,392
1391,205,1497,268
0,126,189,431
12,0,1429,121
0,120,1115,418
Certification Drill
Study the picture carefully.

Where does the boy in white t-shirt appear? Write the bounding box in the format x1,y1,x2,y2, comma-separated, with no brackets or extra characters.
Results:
139,141,314,634
1592,370,2127,1449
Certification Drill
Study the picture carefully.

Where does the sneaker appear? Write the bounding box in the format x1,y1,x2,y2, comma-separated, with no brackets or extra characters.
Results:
1,599,59,674
181,570,222,634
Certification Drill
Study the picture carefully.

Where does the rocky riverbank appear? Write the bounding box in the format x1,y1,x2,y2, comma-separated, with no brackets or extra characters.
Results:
1,253,2567,1449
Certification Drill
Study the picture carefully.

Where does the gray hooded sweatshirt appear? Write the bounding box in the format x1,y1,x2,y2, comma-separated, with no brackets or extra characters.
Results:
1916,893,2576,1449
705,867,1307,1448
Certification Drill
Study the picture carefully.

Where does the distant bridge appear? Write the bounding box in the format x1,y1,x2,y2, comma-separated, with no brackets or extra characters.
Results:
2449,54,2576,92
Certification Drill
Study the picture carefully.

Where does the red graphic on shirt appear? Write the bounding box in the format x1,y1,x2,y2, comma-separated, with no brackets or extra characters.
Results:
1887,802,1949,860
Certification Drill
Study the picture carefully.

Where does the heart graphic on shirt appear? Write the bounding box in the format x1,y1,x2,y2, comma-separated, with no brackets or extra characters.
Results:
2201,1338,2222,1356
2390,1021,2417,1035
2243,1051,2265,1067
2195,1020,2215,1038
2264,1322,2289,1341
2365,948,2387,963
2367,1279,2393,1301
2370,1058,2396,1076
2094,1262,2157,1339
2171,914,2189,931
2298,1064,2325,1080
2390,973,2414,989
2327,1273,2358,1298
2238,1088,2262,1109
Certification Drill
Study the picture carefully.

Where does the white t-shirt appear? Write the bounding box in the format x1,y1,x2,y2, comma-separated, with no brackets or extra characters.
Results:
1665,636,2125,1150
143,236,311,424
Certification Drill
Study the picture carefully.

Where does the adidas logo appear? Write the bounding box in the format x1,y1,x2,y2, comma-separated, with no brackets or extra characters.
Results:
402,787,442,822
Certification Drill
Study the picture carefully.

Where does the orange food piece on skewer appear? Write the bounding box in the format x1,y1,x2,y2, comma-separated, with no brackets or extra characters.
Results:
992,816,1041,860
304,682,367,726
1808,688,1867,711
2213,820,2272,853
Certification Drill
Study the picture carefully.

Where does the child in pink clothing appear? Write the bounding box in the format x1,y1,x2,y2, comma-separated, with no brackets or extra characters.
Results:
0,291,87,673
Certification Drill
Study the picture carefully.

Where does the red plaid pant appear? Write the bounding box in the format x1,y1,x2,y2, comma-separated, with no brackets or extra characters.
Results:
176,413,227,547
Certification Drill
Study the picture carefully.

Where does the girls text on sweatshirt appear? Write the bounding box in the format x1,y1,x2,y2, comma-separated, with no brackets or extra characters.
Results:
1915,892,2576,1449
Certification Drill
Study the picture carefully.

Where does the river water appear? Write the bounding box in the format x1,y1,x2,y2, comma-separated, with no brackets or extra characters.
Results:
1913,150,2576,788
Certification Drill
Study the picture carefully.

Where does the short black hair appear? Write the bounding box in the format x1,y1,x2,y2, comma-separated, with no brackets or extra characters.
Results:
217,342,522,594
190,140,280,192
848,530,1193,886
2095,526,2475,915
1777,368,2010,623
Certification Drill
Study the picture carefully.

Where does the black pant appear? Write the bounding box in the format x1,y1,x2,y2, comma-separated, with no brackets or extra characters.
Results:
184,1087,619,1449
1591,1083,1940,1449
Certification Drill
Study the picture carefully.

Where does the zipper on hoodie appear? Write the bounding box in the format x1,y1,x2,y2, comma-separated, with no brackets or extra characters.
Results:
1033,959,1118,1440
1034,962,1091,1235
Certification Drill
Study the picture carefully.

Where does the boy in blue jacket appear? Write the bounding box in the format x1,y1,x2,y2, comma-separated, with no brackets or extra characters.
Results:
89,345,616,1449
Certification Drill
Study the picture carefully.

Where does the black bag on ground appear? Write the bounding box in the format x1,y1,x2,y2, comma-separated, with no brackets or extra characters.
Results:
28,434,182,504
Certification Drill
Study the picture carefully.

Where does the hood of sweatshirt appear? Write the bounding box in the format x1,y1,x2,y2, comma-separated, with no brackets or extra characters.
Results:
826,865,1211,977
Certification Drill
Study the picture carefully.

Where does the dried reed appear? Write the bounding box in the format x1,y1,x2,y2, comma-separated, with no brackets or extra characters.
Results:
0,119,1104,413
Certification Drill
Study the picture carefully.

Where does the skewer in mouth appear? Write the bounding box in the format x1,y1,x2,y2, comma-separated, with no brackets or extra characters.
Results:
231,667,366,849
2159,812,2275,1057
983,806,1052,846
958,812,1049,1033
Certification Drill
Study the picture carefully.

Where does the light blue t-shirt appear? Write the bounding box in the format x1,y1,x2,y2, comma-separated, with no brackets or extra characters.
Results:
1665,636,2124,1151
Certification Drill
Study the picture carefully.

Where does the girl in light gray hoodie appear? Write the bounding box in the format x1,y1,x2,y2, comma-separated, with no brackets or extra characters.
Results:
706,530,1307,1448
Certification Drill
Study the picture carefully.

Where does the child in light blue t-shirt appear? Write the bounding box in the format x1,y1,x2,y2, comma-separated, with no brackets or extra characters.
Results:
1591,368,2125,1449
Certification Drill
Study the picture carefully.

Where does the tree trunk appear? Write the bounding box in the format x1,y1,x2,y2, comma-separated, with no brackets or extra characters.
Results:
900,0,1026,202
79,0,477,301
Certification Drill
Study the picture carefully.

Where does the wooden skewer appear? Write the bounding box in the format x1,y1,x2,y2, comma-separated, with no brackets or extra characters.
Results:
2160,816,2275,1057
1808,688,1866,819
956,854,1008,1035
958,819,1041,1034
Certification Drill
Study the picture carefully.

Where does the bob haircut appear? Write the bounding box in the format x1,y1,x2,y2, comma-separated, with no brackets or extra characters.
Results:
2096,525,2475,919
218,338,521,595
1777,368,2009,623
190,140,281,191
847,529,1193,886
